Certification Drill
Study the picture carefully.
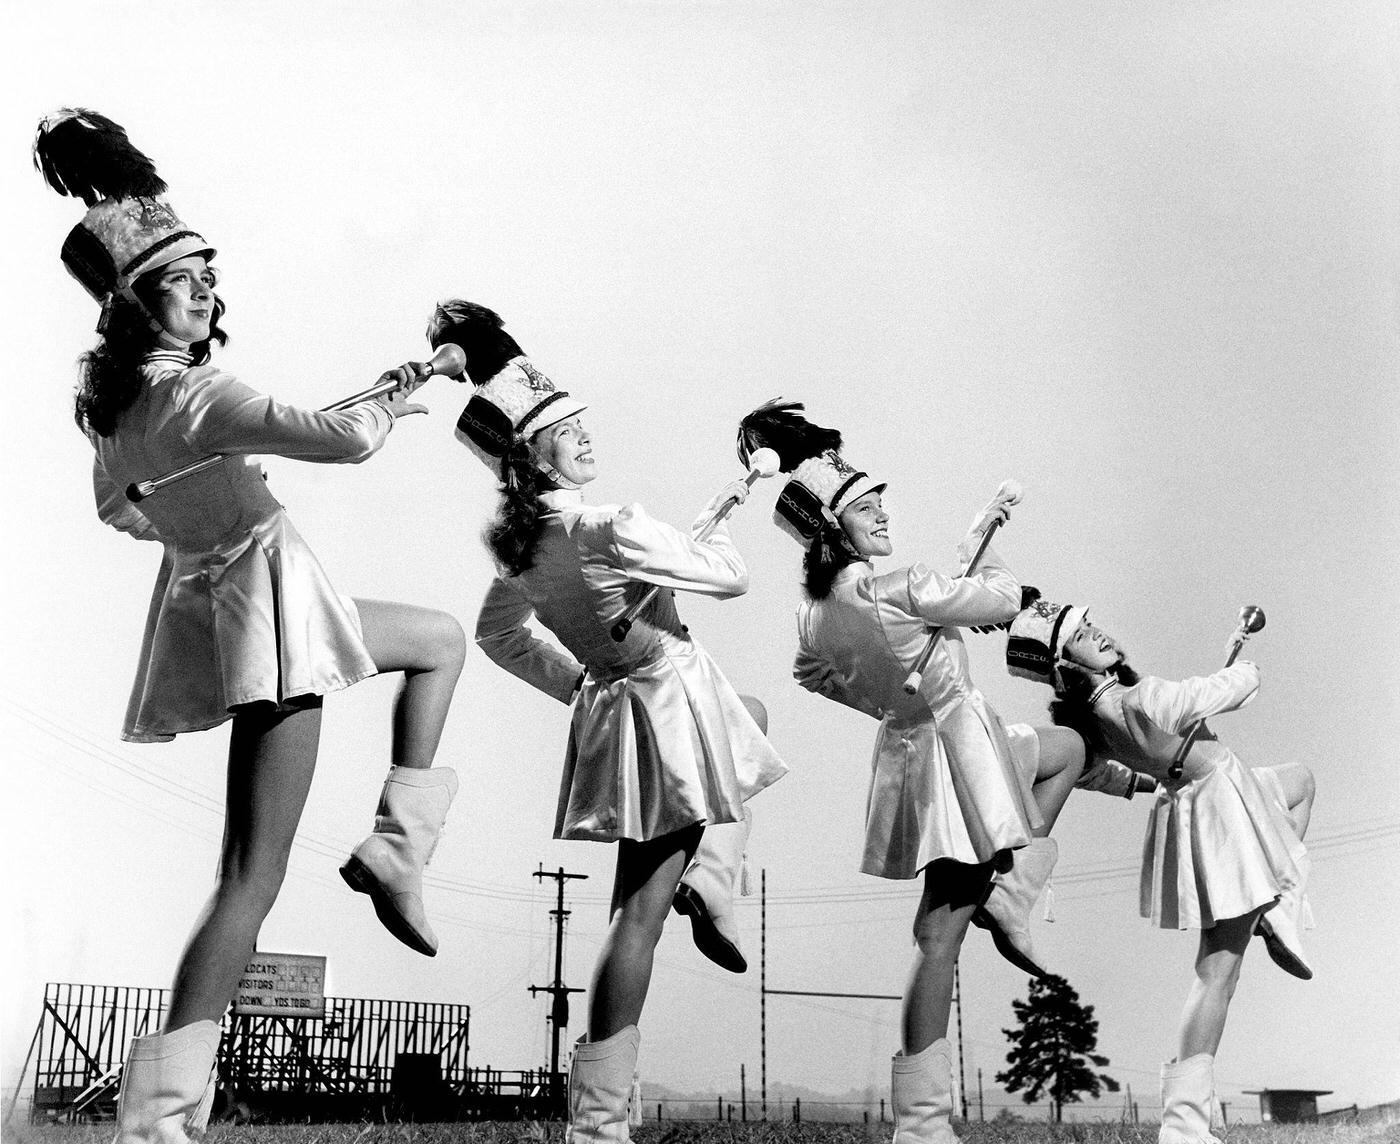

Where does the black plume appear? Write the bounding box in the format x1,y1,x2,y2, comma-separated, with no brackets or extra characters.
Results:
426,300,525,385
33,109,167,208
737,399,843,471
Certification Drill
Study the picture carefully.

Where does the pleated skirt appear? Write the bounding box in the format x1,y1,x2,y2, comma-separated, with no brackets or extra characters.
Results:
557,637,787,842
1140,753,1306,929
861,692,1041,880
122,511,377,743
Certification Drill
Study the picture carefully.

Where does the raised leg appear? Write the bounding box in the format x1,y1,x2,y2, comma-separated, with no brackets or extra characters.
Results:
342,600,466,954
353,598,466,768
1027,725,1084,835
672,694,767,973
1272,762,1315,839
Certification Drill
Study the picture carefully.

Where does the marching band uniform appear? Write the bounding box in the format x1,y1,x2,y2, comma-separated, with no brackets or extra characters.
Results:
1089,664,1307,932
39,109,458,1144
436,305,774,974
795,551,1039,877
476,488,787,842
453,344,785,1141
742,414,1038,1144
91,352,391,742
1006,599,1313,1144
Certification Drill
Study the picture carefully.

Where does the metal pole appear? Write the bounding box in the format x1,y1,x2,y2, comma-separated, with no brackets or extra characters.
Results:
978,1067,984,1121
954,960,968,1119
761,868,767,1121
741,1063,747,1122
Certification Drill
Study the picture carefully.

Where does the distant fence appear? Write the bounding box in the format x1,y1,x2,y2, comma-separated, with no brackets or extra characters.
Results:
22,982,561,1124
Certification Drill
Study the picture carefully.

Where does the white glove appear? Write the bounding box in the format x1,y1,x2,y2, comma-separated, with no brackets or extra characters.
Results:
957,479,1023,568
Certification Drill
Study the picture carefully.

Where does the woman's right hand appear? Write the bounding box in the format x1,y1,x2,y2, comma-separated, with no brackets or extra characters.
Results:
375,361,432,419
701,478,752,517
957,482,1022,566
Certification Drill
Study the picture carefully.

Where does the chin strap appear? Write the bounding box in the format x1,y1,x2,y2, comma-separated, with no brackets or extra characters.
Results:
534,461,580,490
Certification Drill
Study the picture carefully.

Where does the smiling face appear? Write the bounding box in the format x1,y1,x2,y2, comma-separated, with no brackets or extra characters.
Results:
144,255,216,348
530,415,596,486
1059,619,1124,675
838,491,892,557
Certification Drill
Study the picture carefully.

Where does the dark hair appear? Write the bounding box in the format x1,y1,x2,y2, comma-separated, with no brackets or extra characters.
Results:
485,442,554,576
75,281,228,437
1047,659,1141,761
801,521,862,600
426,299,523,385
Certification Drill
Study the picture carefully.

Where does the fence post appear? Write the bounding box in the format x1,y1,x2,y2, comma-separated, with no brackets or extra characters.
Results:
657,1102,662,1122
718,1096,723,1120
881,1098,887,1123
794,1097,801,1123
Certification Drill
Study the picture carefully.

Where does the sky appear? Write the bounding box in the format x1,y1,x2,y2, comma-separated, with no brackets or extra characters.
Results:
2,0,1398,1124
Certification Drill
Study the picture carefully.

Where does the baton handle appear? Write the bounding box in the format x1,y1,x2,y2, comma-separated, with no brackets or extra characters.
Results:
610,467,763,642
900,517,1005,696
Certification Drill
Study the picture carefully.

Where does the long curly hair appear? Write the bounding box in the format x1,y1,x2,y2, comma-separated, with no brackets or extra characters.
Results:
1047,659,1142,760
485,441,554,577
801,520,863,600
75,284,228,437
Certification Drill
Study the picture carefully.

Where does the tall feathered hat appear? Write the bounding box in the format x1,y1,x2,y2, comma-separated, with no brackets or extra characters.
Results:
427,300,586,476
1006,594,1089,689
737,400,885,546
34,109,214,323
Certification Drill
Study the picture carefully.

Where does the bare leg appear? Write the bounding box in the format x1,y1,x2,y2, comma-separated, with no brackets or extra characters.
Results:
903,860,991,1054
1029,726,1084,835
165,701,323,1030
354,599,466,768
1177,909,1261,1059
1272,763,1315,839
589,823,704,1040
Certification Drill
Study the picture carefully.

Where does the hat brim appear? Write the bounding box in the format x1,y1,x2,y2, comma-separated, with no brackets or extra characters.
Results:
830,475,887,518
120,234,217,290
518,395,587,439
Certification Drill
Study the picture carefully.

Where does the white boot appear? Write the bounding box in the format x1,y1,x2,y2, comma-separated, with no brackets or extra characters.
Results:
567,1026,640,1143
973,837,1057,978
1159,1054,1222,1144
1256,854,1313,980
673,809,751,973
341,766,458,956
892,1038,958,1144
112,1020,221,1144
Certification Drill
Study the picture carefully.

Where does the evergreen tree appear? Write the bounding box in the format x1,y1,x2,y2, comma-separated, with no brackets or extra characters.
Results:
996,974,1120,1122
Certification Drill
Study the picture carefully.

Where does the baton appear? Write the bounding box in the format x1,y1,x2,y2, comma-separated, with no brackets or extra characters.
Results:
901,479,1022,696
1166,605,1266,781
126,343,468,502
610,447,781,642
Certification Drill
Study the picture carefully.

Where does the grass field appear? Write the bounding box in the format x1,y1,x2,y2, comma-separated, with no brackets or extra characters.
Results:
8,1121,1399,1144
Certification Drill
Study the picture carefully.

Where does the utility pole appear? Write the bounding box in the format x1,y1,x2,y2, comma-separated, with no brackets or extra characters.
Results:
528,865,589,1097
